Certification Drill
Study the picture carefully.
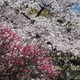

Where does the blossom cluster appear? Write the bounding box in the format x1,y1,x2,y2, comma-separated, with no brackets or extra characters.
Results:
0,26,58,80
0,25,21,56
0,0,80,56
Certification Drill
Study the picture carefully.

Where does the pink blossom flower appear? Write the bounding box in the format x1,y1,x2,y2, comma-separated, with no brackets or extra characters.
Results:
0,26,59,79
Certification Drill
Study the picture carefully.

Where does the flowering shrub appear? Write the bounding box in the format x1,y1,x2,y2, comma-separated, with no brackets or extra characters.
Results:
0,26,58,80
0,26,22,79
0,25,21,56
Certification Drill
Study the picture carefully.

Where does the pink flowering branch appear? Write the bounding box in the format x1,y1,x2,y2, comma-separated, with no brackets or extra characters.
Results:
0,25,59,80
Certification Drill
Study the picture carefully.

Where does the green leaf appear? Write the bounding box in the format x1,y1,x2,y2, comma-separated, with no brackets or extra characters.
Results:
39,9,49,16
29,7,38,14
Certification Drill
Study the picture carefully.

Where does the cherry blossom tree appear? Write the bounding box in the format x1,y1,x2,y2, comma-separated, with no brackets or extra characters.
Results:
0,0,80,56
0,0,80,80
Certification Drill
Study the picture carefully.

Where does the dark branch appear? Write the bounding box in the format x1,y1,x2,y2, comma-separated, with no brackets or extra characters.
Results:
36,7,45,17
21,12,31,20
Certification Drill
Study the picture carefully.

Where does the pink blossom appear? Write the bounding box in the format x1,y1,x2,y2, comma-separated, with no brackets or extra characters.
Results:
19,62,25,66
0,26,59,79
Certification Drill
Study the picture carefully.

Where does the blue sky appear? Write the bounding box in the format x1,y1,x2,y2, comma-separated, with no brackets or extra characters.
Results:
72,3,80,12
